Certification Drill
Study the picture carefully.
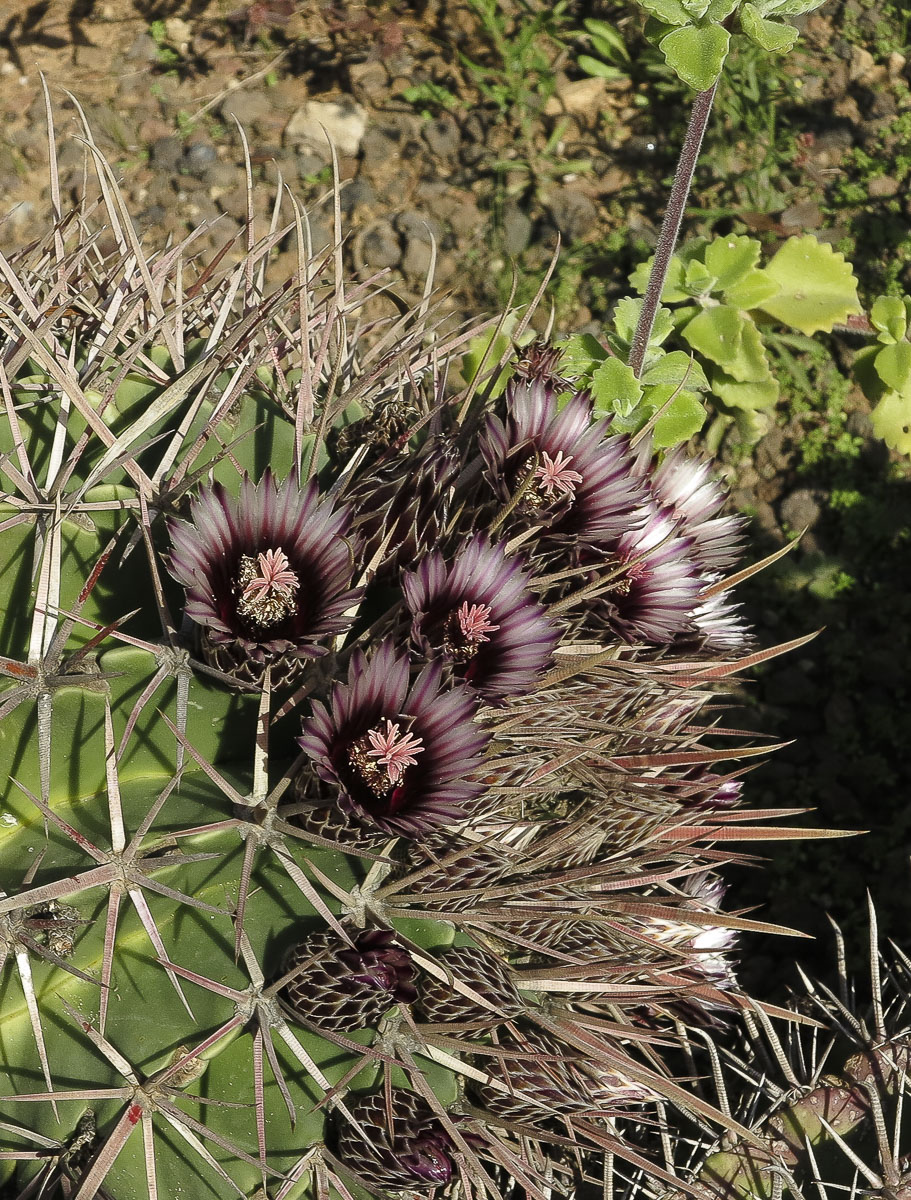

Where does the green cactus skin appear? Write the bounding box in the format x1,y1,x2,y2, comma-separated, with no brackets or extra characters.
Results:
0,111,830,1200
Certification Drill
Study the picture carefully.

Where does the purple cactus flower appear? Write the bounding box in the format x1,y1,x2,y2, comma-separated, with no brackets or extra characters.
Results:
334,1091,456,1192
591,506,702,644
480,380,647,545
402,536,560,702
298,641,490,838
649,447,746,573
166,471,360,683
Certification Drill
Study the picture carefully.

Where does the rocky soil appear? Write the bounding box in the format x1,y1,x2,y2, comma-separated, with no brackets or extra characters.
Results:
2,0,910,995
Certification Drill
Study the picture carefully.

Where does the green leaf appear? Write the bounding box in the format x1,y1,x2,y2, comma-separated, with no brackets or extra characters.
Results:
740,4,799,51
704,235,761,291
874,341,911,393
870,295,909,344
642,350,709,390
724,267,781,310
583,18,631,60
712,371,780,411
578,55,626,79
612,296,643,344
591,357,643,418
638,0,691,25
653,390,707,448
682,306,746,371
704,0,739,18
684,259,718,295
628,254,688,302
871,388,911,455
757,236,861,334
659,23,730,91
558,332,608,377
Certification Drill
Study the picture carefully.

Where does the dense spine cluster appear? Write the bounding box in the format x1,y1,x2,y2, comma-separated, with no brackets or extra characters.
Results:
0,111,829,1200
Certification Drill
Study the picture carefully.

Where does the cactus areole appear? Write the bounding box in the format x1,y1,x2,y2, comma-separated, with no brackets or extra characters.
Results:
0,119,818,1200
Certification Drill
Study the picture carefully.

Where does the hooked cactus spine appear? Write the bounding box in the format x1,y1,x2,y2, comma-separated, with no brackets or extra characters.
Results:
0,105,833,1200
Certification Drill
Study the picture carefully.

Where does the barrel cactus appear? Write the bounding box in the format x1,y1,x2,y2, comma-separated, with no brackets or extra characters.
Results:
673,906,911,1200
0,106,825,1200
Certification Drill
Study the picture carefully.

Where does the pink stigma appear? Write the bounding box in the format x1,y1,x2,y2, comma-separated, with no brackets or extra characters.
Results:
241,548,299,603
534,450,583,498
366,719,425,785
457,601,499,644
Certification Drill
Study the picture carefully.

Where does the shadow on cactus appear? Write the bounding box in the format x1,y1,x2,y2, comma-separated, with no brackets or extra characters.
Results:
0,101,847,1200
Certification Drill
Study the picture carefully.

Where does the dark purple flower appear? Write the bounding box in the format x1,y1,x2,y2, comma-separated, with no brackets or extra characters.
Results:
281,929,416,1031
480,380,647,546
166,471,360,685
298,641,490,838
589,506,702,644
334,1090,456,1192
648,447,746,573
402,536,559,702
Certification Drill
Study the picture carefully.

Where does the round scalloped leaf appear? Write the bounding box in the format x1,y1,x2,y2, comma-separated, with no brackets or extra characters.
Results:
682,307,771,382
711,371,780,411
871,389,911,455
724,268,780,311
591,357,643,419
658,23,730,92
740,4,799,51
870,295,910,344
628,254,689,302
558,332,608,378
638,0,691,25
874,341,911,394
704,236,762,292
652,390,707,448
757,236,861,334
642,350,709,391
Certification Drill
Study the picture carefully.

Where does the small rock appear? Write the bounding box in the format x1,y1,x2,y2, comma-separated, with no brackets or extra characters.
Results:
163,17,192,49
297,153,327,181
395,210,443,244
832,95,862,124
780,200,823,230
203,161,239,192
547,186,598,241
360,220,401,269
220,89,272,129
348,61,389,105
340,177,375,214
887,50,907,77
126,31,158,61
182,143,217,177
544,76,608,120
848,44,876,83
403,235,433,277
501,204,532,255
422,114,460,159
285,97,367,158
779,488,823,532
360,126,400,173
150,136,182,172
436,191,481,239
868,175,899,198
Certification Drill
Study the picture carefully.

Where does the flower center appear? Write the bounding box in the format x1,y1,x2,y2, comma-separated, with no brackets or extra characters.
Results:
605,553,648,597
348,719,425,796
442,601,499,663
533,450,583,500
234,547,299,628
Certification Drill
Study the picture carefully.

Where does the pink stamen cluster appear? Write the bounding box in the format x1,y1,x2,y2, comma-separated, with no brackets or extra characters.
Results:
241,547,299,602
534,450,583,499
456,601,499,645
366,719,425,785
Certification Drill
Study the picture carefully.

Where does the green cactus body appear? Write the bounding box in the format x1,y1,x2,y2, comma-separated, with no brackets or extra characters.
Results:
1,117,814,1200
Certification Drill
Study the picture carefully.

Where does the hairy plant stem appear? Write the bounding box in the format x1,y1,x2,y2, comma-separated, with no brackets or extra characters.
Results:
628,82,718,378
